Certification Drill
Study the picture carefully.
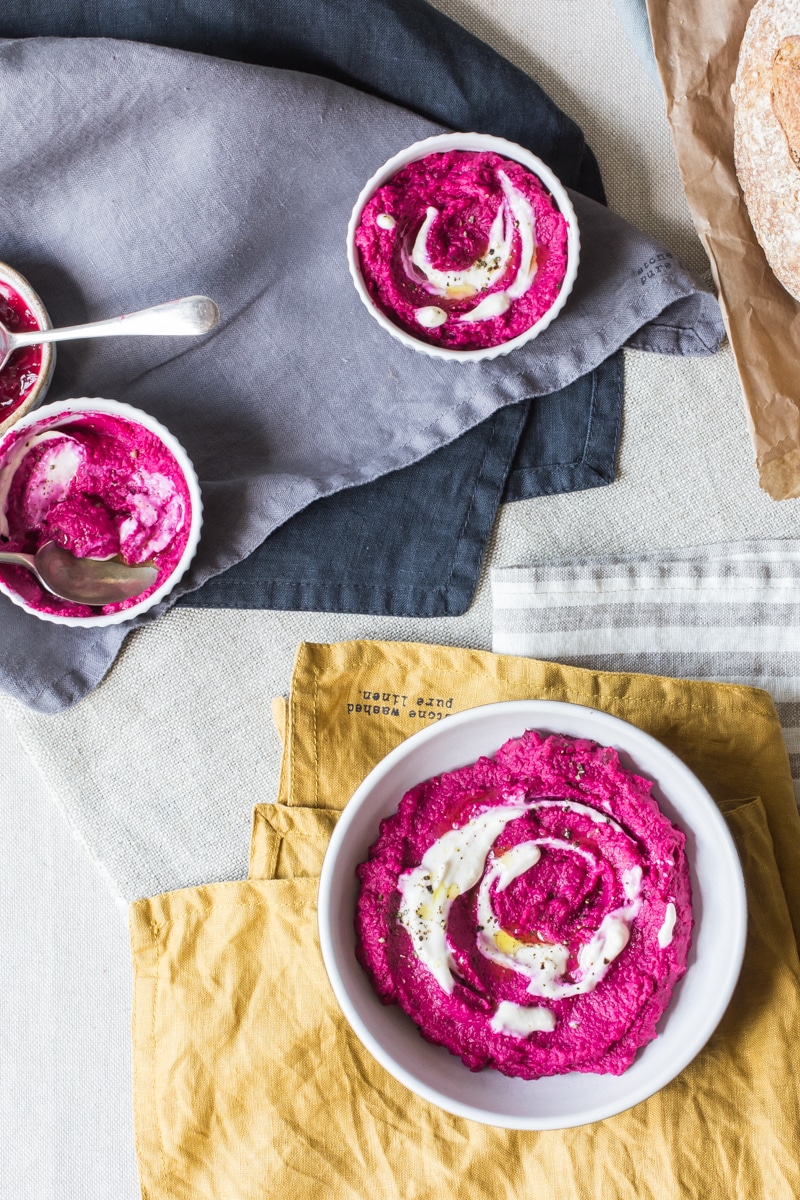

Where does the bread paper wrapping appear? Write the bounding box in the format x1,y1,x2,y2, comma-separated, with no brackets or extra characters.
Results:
647,0,800,499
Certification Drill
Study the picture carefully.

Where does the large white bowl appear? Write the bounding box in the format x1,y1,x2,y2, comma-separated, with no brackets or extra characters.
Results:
318,700,747,1130
347,133,580,362
0,397,202,627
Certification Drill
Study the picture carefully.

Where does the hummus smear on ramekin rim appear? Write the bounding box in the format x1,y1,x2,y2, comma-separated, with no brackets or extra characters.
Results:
0,279,44,421
355,731,693,1079
353,147,569,351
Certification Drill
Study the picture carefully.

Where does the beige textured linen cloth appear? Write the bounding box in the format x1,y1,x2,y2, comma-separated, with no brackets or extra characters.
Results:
492,539,800,806
130,641,800,1200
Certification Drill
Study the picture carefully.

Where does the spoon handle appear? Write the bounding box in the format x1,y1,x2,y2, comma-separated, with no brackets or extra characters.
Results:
8,295,219,351
0,550,37,571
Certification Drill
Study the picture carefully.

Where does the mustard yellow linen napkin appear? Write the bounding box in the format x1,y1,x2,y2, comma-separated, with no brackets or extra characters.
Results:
130,641,800,1200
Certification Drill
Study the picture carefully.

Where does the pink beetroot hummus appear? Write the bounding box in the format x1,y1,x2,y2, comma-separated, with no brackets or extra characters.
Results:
354,149,569,350
0,281,43,418
0,408,192,618
355,732,692,1079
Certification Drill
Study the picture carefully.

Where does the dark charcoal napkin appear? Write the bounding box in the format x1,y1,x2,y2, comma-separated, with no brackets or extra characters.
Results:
0,28,722,712
1,0,620,623
0,0,607,199
189,356,623,614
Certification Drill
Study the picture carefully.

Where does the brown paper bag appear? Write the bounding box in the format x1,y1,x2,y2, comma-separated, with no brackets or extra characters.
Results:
647,0,800,499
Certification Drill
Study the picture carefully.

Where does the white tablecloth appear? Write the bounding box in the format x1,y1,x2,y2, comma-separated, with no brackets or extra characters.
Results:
0,704,137,1196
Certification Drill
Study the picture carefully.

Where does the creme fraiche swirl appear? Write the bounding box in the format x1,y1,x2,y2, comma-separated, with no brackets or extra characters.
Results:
354,149,569,350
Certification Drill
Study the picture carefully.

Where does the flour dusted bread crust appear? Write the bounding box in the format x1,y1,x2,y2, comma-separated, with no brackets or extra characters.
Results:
735,0,800,301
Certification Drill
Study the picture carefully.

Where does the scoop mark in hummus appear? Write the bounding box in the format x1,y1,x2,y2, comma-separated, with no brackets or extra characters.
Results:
529,797,625,834
0,430,82,538
406,199,512,300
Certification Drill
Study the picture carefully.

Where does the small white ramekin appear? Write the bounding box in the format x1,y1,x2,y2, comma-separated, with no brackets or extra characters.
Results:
0,397,203,627
0,261,56,437
346,132,580,363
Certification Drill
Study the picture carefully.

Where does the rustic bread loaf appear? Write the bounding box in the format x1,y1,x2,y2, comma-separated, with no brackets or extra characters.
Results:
734,0,800,301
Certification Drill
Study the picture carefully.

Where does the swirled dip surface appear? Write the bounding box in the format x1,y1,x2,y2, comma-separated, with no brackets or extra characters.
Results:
0,409,191,617
354,150,569,349
0,282,43,418
355,732,692,1079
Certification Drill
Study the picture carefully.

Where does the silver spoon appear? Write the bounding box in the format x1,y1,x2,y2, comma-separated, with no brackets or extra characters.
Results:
0,541,158,606
0,295,219,373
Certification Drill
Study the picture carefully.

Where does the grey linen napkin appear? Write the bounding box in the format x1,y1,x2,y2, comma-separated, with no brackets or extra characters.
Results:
0,37,723,712
492,540,800,808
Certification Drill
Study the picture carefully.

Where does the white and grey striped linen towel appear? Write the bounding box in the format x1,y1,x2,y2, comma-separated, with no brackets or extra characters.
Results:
492,540,800,806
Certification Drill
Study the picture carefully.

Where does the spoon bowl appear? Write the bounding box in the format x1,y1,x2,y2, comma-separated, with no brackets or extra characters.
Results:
0,541,159,607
